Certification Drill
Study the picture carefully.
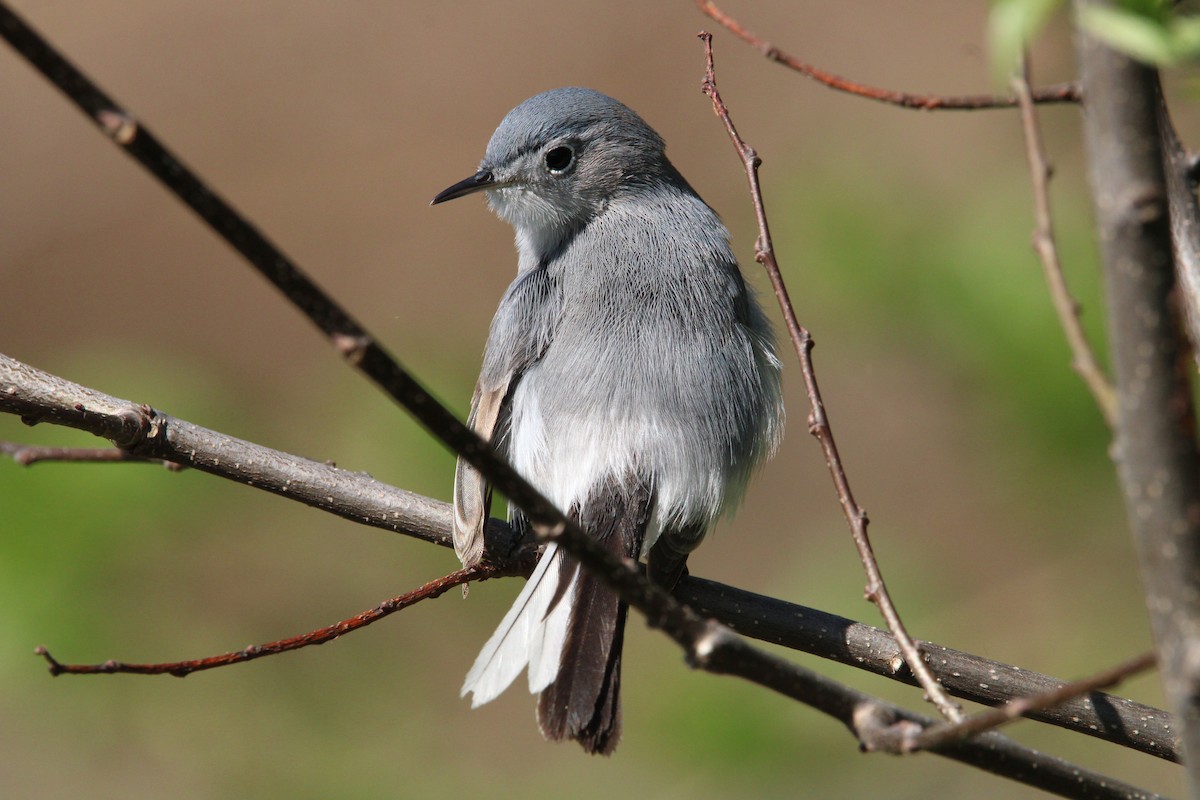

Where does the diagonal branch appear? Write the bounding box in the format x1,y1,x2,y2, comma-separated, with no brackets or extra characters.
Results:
698,30,963,725
697,1,1081,110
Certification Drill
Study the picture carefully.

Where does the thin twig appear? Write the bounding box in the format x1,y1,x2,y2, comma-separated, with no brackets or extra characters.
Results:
699,31,963,724
35,564,503,676
697,1,1081,110
0,441,182,468
906,650,1157,752
1012,56,1117,427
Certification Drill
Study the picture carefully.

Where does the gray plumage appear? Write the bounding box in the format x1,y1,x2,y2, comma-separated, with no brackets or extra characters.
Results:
432,87,783,755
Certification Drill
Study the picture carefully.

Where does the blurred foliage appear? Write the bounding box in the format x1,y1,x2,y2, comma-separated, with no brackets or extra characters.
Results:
1081,0,1200,65
989,0,1066,79
991,0,1200,74
784,165,1111,472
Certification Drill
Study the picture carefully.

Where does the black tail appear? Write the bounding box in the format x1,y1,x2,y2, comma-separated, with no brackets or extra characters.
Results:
536,478,651,755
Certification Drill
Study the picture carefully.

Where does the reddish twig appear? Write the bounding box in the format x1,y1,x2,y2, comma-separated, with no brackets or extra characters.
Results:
905,650,1157,752
1012,58,1117,428
699,31,962,724
697,1,1081,110
34,564,503,677
0,441,182,469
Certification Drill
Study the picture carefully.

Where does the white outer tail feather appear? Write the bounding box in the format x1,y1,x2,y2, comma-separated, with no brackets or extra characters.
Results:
461,543,580,707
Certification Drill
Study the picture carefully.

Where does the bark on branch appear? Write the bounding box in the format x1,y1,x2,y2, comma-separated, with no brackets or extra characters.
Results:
1074,0,1200,788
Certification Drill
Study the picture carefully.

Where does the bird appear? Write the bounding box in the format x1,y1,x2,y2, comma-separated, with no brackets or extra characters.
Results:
432,87,783,755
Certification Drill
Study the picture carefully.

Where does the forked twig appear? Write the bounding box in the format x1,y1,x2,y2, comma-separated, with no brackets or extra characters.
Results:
35,565,502,677
905,650,1156,752
697,1,1081,110
1012,57,1117,427
698,31,962,724
0,441,182,468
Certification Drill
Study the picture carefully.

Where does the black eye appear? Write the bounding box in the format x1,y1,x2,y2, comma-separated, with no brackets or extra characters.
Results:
544,145,575,174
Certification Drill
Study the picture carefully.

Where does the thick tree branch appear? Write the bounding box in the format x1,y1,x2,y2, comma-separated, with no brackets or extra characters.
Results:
1075,0,1200,787
1,352,1177,763
0,353,500,553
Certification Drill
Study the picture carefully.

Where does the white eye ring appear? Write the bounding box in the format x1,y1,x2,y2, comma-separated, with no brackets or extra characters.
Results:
544,145,575,174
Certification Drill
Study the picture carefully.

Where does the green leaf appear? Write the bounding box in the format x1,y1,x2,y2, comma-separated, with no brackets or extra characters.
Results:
1077,0,1200,65
1079,4,1176,63
988,0,1066,80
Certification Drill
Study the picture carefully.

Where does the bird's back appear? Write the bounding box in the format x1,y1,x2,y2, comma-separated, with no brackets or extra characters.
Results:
504,181,782,547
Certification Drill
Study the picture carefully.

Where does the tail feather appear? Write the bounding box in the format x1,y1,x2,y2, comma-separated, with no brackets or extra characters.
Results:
462,476,652,755
528,555,580,693
535,478,652,755
461,542,575,706
536,557,627,755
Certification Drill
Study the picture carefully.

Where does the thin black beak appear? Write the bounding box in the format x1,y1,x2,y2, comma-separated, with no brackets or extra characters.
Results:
431,170,496,205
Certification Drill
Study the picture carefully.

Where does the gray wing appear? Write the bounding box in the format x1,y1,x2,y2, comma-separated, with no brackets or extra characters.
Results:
452,266,560,567
452,378,510,567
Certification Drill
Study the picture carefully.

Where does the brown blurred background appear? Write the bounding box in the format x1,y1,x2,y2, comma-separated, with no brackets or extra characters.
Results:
0,1,1187,797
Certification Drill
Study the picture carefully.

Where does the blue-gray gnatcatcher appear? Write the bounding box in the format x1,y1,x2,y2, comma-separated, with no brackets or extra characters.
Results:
432,87,783,755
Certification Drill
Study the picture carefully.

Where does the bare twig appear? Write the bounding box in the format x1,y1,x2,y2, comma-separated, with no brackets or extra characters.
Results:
1012,56,1117,427
34,565,504,676
0,441,182,468
698,31,963,725
697,1,1080,110
0,353,1178,761
906,650,1157,753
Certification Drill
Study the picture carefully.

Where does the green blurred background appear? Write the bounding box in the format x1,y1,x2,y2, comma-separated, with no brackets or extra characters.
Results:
0,1,1189,797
